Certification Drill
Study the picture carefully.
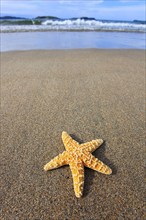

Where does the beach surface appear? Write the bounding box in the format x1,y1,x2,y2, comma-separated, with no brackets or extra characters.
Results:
1,49,145,219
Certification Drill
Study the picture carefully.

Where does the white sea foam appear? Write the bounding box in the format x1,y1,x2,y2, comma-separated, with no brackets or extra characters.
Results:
42,19,146,32
1,19,146,32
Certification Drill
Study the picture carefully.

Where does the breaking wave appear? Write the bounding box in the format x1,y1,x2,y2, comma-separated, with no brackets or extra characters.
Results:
1,18,146,33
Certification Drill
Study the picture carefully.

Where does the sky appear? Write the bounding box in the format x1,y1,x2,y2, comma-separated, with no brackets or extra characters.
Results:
1,0,146,21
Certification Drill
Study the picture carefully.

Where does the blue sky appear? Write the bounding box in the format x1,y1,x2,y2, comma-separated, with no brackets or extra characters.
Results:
1,0,146,21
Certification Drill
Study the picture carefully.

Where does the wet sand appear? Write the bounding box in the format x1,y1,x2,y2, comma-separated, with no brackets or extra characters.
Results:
1,49,145,219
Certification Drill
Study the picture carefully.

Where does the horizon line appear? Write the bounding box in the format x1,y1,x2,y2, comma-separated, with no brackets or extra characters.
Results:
1,15,146,22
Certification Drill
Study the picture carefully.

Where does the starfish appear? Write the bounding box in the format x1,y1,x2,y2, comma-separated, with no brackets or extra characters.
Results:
44,131,112,198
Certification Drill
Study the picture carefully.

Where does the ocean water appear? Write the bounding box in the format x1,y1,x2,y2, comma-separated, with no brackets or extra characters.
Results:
1,31,145,51
1,18,146,32
1,17,145,51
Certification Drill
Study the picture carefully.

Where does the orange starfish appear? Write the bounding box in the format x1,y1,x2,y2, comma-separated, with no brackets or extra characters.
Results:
44,131,112,198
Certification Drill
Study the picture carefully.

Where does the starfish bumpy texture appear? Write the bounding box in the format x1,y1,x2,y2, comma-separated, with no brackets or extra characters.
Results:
44,131,112,198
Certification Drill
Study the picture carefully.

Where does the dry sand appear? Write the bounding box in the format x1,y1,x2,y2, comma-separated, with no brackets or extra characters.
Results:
1,49,145,219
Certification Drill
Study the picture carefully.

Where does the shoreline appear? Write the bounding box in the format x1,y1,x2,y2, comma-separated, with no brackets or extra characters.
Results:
1,48,146,53
1,49,145,219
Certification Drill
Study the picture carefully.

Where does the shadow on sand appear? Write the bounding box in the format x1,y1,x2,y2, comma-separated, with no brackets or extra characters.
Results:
70,134,117,197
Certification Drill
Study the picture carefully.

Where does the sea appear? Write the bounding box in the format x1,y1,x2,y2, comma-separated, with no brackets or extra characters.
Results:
1,17,146,51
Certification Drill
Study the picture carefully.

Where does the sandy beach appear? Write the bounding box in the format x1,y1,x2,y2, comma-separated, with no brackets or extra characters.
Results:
1,49,145,219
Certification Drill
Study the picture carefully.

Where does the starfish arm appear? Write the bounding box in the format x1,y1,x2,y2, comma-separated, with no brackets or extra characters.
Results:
83,153,112,175
69,161,84,198
44,151,69,171
62,131,79,151
80,139,103,152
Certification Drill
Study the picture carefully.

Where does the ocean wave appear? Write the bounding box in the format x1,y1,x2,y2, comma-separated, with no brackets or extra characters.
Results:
42,19,146,32
1,18,146,33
